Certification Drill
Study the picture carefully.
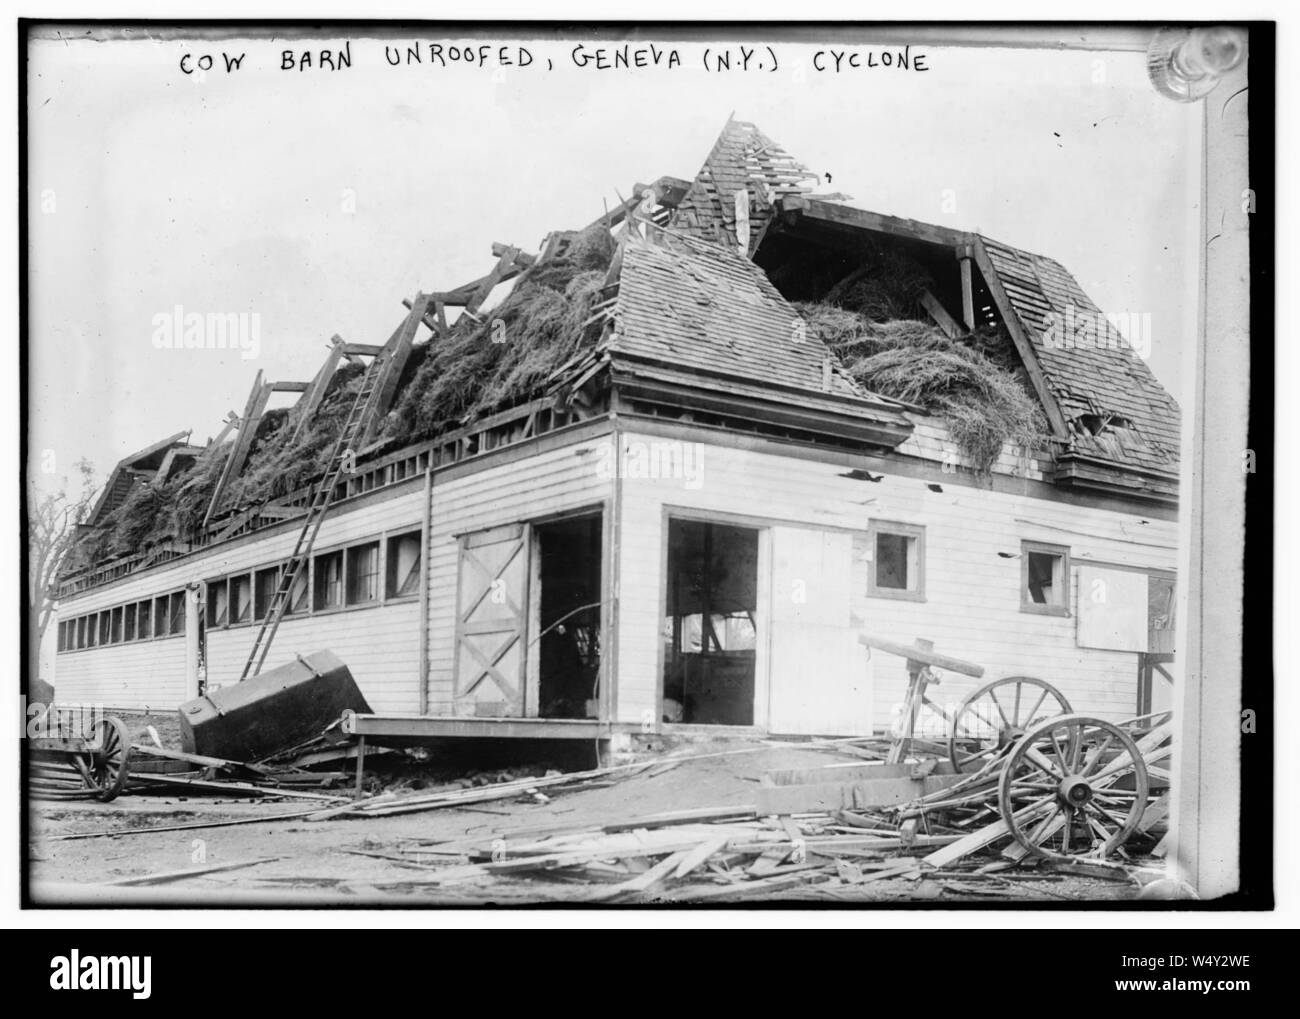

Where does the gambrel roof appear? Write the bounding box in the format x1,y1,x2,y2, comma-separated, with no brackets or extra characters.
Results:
669,117,1181,490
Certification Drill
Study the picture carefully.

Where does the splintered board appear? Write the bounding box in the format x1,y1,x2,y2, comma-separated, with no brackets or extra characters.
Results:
756,760,966,814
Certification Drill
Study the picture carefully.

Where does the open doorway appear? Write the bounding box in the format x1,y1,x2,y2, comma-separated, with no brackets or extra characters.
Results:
534,514,603,719
662,519,759,725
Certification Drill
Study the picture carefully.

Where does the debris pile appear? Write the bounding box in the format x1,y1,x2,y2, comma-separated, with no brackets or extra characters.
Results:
221,716,1168,902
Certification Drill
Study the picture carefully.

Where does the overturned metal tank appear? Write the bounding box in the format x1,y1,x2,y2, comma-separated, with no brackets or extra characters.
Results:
179,650,371,761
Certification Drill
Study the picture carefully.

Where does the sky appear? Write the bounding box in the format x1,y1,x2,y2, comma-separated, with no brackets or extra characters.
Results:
26,27,1204,497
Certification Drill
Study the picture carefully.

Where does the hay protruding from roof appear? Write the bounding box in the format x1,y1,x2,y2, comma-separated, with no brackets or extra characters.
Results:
386,225,613,443
798,303,1048,473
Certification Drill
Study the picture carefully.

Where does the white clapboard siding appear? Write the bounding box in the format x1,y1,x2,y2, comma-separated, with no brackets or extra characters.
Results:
52,636,190,710
616,429,1177,733
896,416,1051,481
204,600,422,713
423,436,615,715
55,484,427,711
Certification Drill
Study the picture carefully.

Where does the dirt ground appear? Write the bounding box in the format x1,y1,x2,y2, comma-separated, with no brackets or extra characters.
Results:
27,738,1146,907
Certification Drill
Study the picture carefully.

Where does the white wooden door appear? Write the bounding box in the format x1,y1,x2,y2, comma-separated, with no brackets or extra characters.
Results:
767,527,873,735
453,524,529,717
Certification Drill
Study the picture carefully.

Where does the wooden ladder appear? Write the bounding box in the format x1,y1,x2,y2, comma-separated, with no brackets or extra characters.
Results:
237,353,387,682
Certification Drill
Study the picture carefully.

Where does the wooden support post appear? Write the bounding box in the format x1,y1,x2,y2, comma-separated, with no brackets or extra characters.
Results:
290,338,345,445
958,249,975,330
920,289,963,339
202,372,270,528
354,736,366,799
358,294,433,446
887,638,935,765
204,412,240,456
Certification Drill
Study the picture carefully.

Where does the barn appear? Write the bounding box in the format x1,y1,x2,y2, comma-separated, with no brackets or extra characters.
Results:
52,118,1181,751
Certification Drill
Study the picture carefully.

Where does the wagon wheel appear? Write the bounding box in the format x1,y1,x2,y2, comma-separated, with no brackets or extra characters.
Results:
997,713,1149,861
82,716,131,802
948,676,1072,772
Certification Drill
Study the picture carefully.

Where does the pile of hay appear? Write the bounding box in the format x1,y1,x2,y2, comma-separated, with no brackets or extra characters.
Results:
824,247,935,321
385,223,614,443
222,363,368,508
799,303,1047,473
68,226,617,570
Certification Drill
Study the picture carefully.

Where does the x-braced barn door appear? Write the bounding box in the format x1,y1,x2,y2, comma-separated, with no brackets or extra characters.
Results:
454,523,530,716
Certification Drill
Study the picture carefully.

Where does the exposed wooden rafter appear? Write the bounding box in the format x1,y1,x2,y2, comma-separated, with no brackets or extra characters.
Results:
970,237,1070,438
290,337,346,444
202,371,270,529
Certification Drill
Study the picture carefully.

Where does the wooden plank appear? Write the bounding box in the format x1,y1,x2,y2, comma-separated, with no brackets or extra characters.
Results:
856,633,985,677
359,294,432,446
959,256,975,329
756,772,967,814
670,842,733,878
971,237,1070,437
662,870,820,902
289,340,344,444
109,857,281,886
202,373,270,528
602,849,690,898
919,289,962,339
789,196,975,250
127,773,346,801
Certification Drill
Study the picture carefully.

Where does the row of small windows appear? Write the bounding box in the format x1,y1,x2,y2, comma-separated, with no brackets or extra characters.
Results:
57,590,187,653
56,530,423,652
205,530,421,629
864,523,1072,615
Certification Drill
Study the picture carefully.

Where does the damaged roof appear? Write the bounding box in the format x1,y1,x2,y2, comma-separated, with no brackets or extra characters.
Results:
978,238,1181,478
83,431,200,528
669,117,1181,486
601,234,914,445
670,118,821,256
610,235,863,401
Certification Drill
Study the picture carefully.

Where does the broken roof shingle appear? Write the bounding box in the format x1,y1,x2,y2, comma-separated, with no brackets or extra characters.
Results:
610,234,888,405
979,238,1181,476
671,119,1180,481
671,118,820,256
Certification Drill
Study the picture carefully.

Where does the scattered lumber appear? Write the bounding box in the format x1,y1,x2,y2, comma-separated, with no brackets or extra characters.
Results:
109,857,281,886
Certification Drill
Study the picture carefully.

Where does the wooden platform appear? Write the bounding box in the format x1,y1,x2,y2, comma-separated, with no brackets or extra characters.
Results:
339,712,612,741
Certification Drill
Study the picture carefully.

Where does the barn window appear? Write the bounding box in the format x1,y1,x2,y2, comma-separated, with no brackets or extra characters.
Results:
386,531,422,598
137,600,153,639
314,550,344,610
98,612,111,645
154,596,170,637
57,620,68,652
207,579,229,627
867,522,925,601
170,591,187,632
1021,541,1070,615
254,566,280,620
229,575,252,624
346,542,380,605
124,603,137,641
285,563,309,615
110,606,124,643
